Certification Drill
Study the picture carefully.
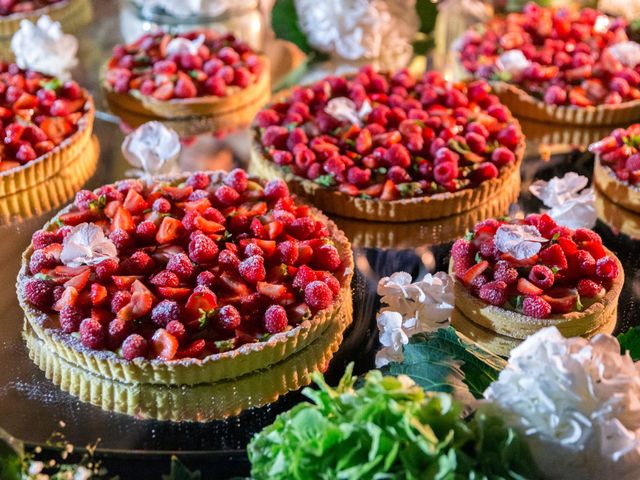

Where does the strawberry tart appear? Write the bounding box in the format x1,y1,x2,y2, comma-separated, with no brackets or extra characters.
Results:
103,30,270,134
450,214,623,340
458,3,640,125
590,124,640,213
17,169,353,386
250,67,524,222
0,61,95,201
0,0,90,39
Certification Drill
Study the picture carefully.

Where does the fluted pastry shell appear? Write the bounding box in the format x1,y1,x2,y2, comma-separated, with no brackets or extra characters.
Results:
593,155,640,214
595,187,640,239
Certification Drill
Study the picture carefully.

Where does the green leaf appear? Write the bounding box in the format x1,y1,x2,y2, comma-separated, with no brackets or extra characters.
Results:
40,78,62,91
314,174,336,188
271,0,314,54
0,428,23,480
384,327,506,399
619,326,640,361
162,456,201,480
415,0,438,35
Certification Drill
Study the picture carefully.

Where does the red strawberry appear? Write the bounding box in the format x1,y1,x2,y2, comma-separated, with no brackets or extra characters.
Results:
90,283,108,306
150,329,178,360
517,278,543,296
156,217,185,244
461,260,489,285
185,285,218,318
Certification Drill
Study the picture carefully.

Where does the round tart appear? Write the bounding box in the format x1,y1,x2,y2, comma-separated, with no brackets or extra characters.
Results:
458,3,640,125
250,67,524,222
17,170,353,386
449,214,623,340
0,62,95,199
103,30,270,133
590,124,640,213
0,0,90,40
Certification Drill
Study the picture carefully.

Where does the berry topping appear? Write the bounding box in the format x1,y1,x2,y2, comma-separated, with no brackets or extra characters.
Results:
590,125,640,185
304,281,333,310
264,305,288,334
522,295,552,319
121,334,148,360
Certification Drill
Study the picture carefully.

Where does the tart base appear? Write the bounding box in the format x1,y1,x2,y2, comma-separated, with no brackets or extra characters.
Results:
18,171,354,386
593,155,640,214
449,249,623,340
493,81,640,126
249,138,524,223
103,58,271,134
24,302,350,422
595,187,640,240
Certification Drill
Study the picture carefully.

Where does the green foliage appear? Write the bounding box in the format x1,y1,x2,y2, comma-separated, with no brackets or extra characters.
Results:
162,456,201,480
271,0,313,54
0,428,23,480
385,327,507,399
618,326,640,361
248,365,537,480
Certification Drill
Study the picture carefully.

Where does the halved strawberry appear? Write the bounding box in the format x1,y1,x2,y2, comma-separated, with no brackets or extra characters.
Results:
461,260,489,285
112,207,135,233
90,283,108,306
236,201,267,217
48,265,90,284
14,92,38,110
131,279,153,296
156,286,191,300
542,288,577,314
91,308,113,326
257,281,287,300
194,216,225,234
40,117,72,142
185,286,218,318
53,286,78,311
112,275,142,289
380,180,400,201
176,338,206,359
150,328,178,360
580,241,606,260
557,237,578,255
500,253,539,266
161,185,193,201
58,210,97,226
152,82,174,101
297,244,314,266
104,200,122,218
179,198,211,213
264,220,284,240
219,271,251,297
156,216,185,244
517,278,543,296
64,269,91,291
123,188,148,215
117,291,153,320
0,161,20,172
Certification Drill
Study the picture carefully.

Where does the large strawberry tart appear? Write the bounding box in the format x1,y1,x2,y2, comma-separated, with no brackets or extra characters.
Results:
458,3,640,125
250,67,524,222
103,30,270,134
17,169,353,385
450,214,623,340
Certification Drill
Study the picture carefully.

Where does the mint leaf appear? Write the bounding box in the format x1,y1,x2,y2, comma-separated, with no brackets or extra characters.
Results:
397,182,423,198
619,326,640,361
162,456,201,480
314,174,336,188
464,231,474,241
40,78,62,91
384,327,506,399
272,0,313,54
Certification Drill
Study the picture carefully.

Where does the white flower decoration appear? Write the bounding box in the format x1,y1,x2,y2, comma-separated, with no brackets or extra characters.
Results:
295,0,419,70
494,224,547,260
324,97,372,127
496,50,531,79
607,41,640,69
530,173,597,229
60,223,118,267
122,122,181,178
166,34,205,57
483,327,640,480
134,0,254,18
10,16,78,80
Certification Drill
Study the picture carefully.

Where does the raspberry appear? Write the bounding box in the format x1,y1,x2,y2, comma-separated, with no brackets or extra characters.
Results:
347,166,371,187
287,217,315,240
214,185,240,206
188,190,210,202
479,238,497,259
264,179,289,200
574,228,601,244
478,280,507,306
434,162,458,184
262,126,288,149
74,190,98,210
53,286,65,303
228,214,250,234
95,258,119,281
277,240,299,265
182,210,200,231
244,243,263,257
466,132,486,154
522,295,552,319
189,234,219,264
272,150,293,165
151,300,181,326
595,256,619,279
255,109,280,128
219,168,248,193
32,230,61,250
197,270,216,287
204,207,225,224
312,244,341,270
470,273,489,291
626,153,640,172
121,334,148,360
239,255,266,283
293,265,317,290
124,251,154,274
316,271,340,297
216,305,241,330
569,250,596,276
59,305,83,333
451,239,475,276
577,278,603,297
167,253,194,279
528,265,554,289
472,162,499,183
152,197,171,213
491,147,515,166
107,318,132,348
497,125,519,149
384,144,411,168
304,281,333,310
165,320,186,343
493,260,518,285
186,172,210,190
109,229,133,250
135,221,157,243
544,85,567,105
218,249,240,271
537,214,557,238
79,318,105,350
387,166,411,183
539,244,568,270
111,291,132,314
264,305,288,334
29,248,60,274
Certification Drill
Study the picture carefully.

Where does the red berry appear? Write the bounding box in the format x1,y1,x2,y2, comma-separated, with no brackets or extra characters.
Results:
79,318,105,350
595,256,619,279
239,255,266,283
316,271,340,297
312,244,341,270
574,228,601,244
107,318,132,348
472,162,499,183
214,185,240,206
121,334,148,360
577,278,603,297
478,280,507,306
522,295,552,319
151,300,181,326
165,321,186,343
59,305,83,333
167,253,194,279
189,234,219,264
539,244,568,270
479,238,497,259
124,251,154,274
264,305,288,334
109,229,133,250
186,172,210,190
569,250,596,276
287,217,315,240
135,221,157,243
255,109,280,128
205,76,226,96
111,291,132,314
29,247,60,274
384,144,411,168
152,197,171,213
216,305,241,330
304,280,333,310
293,265,317,290
264,179,289,200
95,258,119,281
529,265,555,289
491,147,515,166
451,239,475,276
23,278,54,310
32,230,61,250
277,240,299,265
224,168,248,192
493,260,518,285
218,249,240,271
197,270,216,287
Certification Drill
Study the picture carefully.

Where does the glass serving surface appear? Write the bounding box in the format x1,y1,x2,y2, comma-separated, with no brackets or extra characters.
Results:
0,2,639,478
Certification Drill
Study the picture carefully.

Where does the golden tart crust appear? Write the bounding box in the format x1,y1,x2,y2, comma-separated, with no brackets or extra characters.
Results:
593,155,640,214
250,137,524,223
17,172,354,386
449,249,624,340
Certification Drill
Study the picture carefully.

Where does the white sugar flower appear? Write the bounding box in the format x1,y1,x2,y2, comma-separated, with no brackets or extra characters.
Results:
295,0,419,70
529,172,589,208
166,34,205,57
324,97,372,127
607,41,640,69
483,327,640,480
11,16,78,80
496,50,531,79
494,224,547,260
60,223,118,267
122,122,181,178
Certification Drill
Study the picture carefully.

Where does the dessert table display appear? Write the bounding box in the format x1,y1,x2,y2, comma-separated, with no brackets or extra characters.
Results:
1,1,640,479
